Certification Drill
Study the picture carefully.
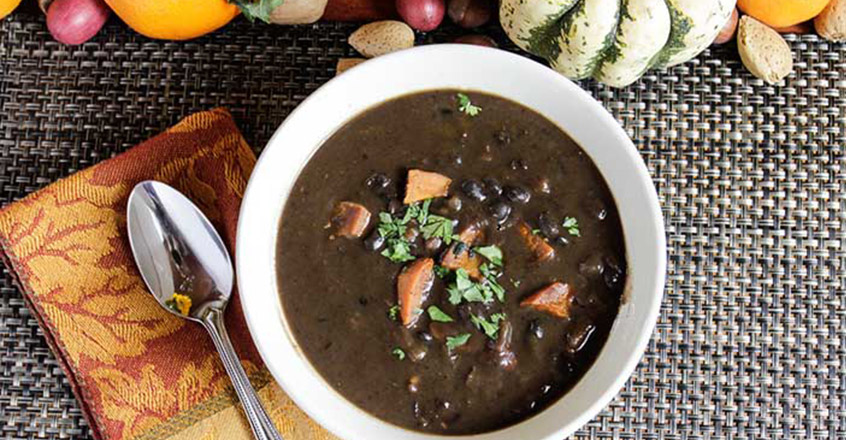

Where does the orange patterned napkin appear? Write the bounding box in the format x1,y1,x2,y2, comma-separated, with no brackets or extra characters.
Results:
0,109,335,440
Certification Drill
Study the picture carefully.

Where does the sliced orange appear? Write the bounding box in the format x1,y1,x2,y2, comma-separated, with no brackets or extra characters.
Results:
738,0,832,28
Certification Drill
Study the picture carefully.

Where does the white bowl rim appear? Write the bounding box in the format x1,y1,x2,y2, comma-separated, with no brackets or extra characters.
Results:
236,44,666,440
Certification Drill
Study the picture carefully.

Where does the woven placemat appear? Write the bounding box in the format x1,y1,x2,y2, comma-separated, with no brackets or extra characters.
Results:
2,9,845,440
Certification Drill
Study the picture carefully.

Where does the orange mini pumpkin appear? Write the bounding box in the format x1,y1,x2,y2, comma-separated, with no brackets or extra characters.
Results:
104,0,240,40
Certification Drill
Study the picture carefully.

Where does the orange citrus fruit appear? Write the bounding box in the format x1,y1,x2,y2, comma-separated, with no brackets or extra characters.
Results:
0,0,22,20
104,0,240,40
738,0,832,28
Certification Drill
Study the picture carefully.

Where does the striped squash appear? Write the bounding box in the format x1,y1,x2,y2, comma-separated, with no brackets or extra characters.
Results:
500,0,736,88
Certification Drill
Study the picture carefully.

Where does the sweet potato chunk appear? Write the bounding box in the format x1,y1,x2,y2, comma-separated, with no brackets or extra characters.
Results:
520,282,573,318
457,222,484,245
404,169,452,204
439,224,485,280
397,258,434,327
330,201,371,238
440,243,483,280
517,221,555,262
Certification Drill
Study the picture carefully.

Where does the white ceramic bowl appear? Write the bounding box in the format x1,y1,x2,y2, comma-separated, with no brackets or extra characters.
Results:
237,45,666,440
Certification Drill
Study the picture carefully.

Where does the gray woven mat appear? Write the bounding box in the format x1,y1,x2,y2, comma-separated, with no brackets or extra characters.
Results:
2,9,845,440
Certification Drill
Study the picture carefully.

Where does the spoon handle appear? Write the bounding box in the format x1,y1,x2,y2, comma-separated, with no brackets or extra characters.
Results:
202,308,284,440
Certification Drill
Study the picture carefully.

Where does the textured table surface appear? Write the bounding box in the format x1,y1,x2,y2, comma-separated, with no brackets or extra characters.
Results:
1,10,845,440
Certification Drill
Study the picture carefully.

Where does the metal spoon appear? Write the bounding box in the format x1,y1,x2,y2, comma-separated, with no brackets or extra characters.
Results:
126,180,283,440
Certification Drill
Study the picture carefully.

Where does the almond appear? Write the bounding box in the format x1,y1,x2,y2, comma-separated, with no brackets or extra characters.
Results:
336,58,366,75
737,16,793,85
269,0,327,25
348,20,415,58
815,0,846,42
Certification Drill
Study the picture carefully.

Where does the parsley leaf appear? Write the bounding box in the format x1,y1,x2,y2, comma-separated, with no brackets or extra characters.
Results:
392,348,406,360
475,245,503,266
420,215,455,244
388,305,400,321
446,333,472,350
381,238,415,263
471,313,506,339
563,217,580,237
456,93,482,117
231,0,285,23
427,305,454,322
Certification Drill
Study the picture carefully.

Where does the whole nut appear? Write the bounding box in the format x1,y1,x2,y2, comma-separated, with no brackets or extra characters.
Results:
452,34,497,47
737,15,793,85
447,0,492,28
349,20,415,58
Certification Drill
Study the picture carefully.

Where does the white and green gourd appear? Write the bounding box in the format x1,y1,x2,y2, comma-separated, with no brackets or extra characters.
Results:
500,0,736,88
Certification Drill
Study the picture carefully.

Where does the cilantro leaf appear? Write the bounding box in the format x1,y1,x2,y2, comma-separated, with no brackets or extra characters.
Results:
420,215,455,244
388,305,400,321
381,238,415,263
475,245,503,266
392,348,406,360
563,216,580,237
456,93,482,117
446,333,472,350
231,0,285,23
434,265,450,279
471,313,507,340
427,305,454,323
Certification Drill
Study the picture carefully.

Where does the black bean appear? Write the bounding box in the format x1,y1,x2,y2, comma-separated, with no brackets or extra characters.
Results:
446,195,462,212
529,320,544,339
424,237,443,253
487,200,512,224
363,230,385,251
388,199,403,214
365,173,391,192
538,212,559,238
495,128,511,144
532,177,551,194
603,256,626,291
482,177,502,196
510,159,528,171
358,297,368,306
579,254,605,278
555,236,570,247
504,185,531,204
417,331,434,344
460,179,486,201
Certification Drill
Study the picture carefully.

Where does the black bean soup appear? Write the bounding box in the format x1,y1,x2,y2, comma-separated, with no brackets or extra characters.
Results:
276,90,627,434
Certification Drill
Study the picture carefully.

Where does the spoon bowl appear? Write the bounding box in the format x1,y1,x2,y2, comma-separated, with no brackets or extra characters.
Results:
127,181,232,321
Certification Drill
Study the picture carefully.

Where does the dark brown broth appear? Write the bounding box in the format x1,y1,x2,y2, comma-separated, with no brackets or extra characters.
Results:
276,90,626,434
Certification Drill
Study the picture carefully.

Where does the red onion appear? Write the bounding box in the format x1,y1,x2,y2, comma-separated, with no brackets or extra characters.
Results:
47,0,110,45
396,0,445,32
713,8,739,45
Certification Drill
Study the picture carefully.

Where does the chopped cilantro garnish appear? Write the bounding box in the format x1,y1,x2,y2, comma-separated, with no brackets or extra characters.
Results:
434,265,450,279
471,313,506,340
388,305,400,321
532,228,541,235
381,238,415,263
427,305,454,323
446,333,472,350
475,245,503,266
512,279,521,287
563,217,580,237
456,93,482,117
392,348,406,360
420,215,455,245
